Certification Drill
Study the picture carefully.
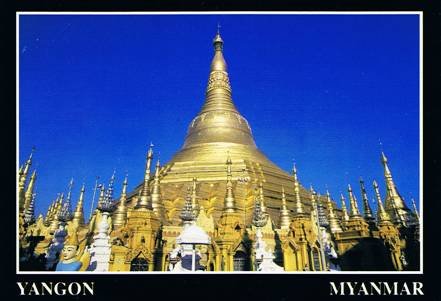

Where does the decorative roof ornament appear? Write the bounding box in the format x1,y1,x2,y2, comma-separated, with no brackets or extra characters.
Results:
72,184,85,226
316,193,329,227
411,198,419,222
252,194,268,228
23,170,37,212
326,190,343,233
151,159,163,214
359,177,374,221
373,180,392,223
191,177,199,217
104,170,116,205
279,187,291,229
113,173,129,228
347,184,362,218
340,193,350,223
223,152,236,213
258,182,266,214
180,187,196,224
97,184,112,212
292,163,305,216
136,143,154,210
24,193,36,224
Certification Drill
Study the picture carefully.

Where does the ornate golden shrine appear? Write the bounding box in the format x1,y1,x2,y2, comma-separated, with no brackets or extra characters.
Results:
18,31,420,272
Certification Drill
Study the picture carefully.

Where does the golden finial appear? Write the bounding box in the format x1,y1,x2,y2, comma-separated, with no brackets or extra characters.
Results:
359,177,374,220
151,159,164,216
72,184,85,226
213,24,224,51
191,177,199,217
411,198,419,221
279,186,290,229
373,180,391,223
23,169,37,213
223,152,236,213
326,190,343,233
22,147,35,177
292,164,304,215
340,193,349,222
347,184,361,218
113,173,129,228
137,144,154,210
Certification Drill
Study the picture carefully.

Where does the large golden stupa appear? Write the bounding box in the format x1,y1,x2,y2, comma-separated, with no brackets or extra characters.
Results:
127,31,313,226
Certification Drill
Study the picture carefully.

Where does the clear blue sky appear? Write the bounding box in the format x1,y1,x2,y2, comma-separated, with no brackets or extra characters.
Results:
19,14,420,219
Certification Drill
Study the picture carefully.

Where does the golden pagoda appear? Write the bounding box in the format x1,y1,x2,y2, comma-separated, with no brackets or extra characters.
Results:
18,30,420,272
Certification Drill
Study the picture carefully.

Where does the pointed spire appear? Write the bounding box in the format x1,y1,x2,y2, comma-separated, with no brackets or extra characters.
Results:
326,190,343,233
113,174,129,228
45,201,54,223
359,177,374,222
380,151,410,217
309,185,318,222
136,144,154,210
181,187,196,224
199,29,237,115
22,147,35,181
64,178,74,213
373,180,391,223
292,163,304,215
223,152,236,213
23,169,37,213
411,198,419,221
72,184,85,226
191,177,199,216
347,184,362,218
258,182,266,213
279,187,291,229
105,171,116,204
151,159,163,215
340,194,350,223
252,192,267,228
97,184,106,210
24,193,36,224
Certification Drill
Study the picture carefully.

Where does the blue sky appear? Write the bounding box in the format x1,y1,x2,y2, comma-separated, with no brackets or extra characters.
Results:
19,14,420,219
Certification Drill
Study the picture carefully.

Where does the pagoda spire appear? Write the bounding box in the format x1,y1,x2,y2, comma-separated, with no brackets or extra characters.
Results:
190,177,199,217
151,159,163,215
258,182,267,213
136,144,154,210
223,152,236,213
292,163,304,215
21,147,34,184
97,185,106,209
340,194,350,224
23,169,37,213
279,187,291,229
359,177,375,223
113,174,129,227
199,28,237,115
373,180,392,223
252,193,268,228
19,149,34,213
381,151,410,214
309,186,319,223
411,198,420,222
64,178,74,214
105,171,116,204
24,193,36,224
326,190,343,233
72,184,85,226
180,187,196,225
347,184,362,218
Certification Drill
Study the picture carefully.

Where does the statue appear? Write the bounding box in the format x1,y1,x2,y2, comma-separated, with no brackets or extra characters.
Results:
55,232,90,271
